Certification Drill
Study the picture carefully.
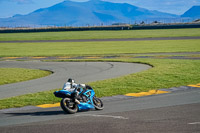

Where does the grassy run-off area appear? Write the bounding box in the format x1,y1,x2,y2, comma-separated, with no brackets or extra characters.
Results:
0,28,200,41
0,68,51,85
0,39,200,57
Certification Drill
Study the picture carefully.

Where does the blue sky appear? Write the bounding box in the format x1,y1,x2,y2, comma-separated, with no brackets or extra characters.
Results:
0,0,200,18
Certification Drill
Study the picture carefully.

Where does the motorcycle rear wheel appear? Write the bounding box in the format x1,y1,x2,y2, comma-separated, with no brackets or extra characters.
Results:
93,97,104,110
60,98,78,114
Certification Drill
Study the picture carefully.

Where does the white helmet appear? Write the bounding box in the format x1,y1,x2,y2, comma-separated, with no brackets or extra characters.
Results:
67,78,75,83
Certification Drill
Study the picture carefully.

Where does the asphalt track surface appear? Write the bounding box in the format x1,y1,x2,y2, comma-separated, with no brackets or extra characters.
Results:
1,52,200,61
0,87,200,133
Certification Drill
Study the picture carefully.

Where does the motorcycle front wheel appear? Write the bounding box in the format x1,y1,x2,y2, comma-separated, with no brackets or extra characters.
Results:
60,98,78,114
93,96,104,110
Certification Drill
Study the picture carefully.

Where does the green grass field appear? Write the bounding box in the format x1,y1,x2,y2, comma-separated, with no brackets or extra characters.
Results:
0,28,200,41
0,28,200,109
0,68,51,85
0,39,199,57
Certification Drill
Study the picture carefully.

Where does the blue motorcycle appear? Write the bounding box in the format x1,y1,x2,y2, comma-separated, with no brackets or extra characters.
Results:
54,81,104,114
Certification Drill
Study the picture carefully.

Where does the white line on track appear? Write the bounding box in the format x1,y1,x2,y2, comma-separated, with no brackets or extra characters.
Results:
188,122,200,125
75,114,129,120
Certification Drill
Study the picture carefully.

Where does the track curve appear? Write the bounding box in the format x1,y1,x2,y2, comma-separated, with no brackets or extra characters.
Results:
0,61,151,99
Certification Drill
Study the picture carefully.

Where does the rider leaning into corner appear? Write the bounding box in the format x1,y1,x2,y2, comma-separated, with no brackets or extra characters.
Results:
54,78,104,114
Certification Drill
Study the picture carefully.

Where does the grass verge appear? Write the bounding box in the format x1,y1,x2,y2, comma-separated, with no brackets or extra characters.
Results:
0,68,52,85
0,39,200,57
0,28,200,41
0,58,200,109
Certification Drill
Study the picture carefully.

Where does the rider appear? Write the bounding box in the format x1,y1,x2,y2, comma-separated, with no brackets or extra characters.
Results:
63,78,77,91
63,78,86,102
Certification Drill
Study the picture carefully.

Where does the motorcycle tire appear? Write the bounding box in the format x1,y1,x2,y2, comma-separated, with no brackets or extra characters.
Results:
60,98,78,114
93,97,104,110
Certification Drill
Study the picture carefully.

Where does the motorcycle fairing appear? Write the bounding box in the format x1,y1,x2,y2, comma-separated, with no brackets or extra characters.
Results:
78,103,95,110
78,89,96,110
54,90,72,98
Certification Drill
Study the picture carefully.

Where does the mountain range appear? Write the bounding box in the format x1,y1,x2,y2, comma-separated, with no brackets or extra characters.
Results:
181,6,200,18
0,0,199,27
